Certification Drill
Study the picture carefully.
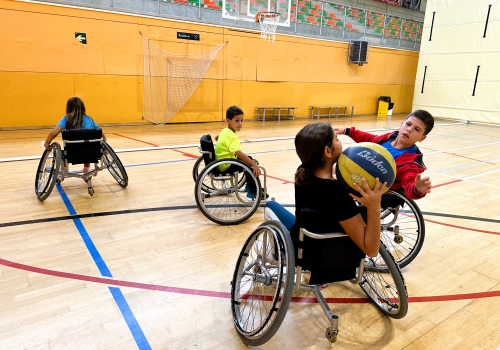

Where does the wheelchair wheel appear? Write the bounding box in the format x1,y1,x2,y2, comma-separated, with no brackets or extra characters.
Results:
231,220,295,346
35,143,61,202
378,189,425,270
102,141,128,188
194,159,261,225
359,241,408,319
193,156,247,192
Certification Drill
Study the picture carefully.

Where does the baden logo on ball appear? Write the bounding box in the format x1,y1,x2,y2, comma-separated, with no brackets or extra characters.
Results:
336,142,396,196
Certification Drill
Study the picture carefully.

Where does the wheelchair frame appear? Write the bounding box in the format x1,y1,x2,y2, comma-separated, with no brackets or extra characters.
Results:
194,144,274,225
230,208,408,346
35,138,128,201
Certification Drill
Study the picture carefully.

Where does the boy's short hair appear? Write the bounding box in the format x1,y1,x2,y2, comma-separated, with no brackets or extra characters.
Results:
226,106,244,120
406,109,434,135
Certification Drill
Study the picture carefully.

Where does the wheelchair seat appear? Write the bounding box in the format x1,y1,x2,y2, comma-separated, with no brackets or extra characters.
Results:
62,128,103,165
266,202,365,284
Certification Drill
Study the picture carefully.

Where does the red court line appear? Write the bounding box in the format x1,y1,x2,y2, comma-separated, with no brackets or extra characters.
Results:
2,258,500,304
423,218,500,235
433,179,463,188
172,149,199,159
420,147,496,165
112,133,160,147
267,175,294,184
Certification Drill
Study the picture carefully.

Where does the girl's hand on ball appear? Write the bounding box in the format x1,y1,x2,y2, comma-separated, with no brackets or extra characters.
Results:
350,178,387,208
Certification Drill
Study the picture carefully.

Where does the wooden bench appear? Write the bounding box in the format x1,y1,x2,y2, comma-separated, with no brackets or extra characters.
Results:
256,107,297,123
310,106,354,120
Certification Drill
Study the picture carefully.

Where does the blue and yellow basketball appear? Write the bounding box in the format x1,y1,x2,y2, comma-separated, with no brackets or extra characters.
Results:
335,142,396,196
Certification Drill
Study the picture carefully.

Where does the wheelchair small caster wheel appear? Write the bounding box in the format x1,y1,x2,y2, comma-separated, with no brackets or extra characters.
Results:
56,177,61,185
325,328,338,343
88,187,94,196
394,234,403,244
271,197,275,202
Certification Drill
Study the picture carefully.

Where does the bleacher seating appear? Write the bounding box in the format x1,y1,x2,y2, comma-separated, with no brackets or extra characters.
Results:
164,0,421,44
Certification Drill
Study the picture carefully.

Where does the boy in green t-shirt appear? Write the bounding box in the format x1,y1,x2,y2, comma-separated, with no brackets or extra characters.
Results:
215,106,266,199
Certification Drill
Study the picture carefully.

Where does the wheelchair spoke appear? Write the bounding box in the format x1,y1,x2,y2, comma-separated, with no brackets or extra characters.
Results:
376,190,425,269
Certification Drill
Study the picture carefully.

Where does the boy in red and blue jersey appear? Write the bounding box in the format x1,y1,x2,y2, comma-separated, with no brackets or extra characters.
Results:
334,110,434,200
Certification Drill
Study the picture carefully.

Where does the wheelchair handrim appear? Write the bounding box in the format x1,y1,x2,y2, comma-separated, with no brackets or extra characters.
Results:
196,160,261,224
232,226,284,337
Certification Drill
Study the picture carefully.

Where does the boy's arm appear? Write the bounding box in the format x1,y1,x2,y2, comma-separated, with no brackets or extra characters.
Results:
235,150,261,177
333,127,389,143
215,134,219,141
400,167,429,200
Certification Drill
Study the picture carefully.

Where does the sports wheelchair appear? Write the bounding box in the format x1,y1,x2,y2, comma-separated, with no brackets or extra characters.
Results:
193,134,274,225
230,201,408,345
374,189,425,270
35,129,128,201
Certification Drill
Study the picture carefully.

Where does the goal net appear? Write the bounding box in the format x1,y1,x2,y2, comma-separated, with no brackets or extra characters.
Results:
141,34,226,124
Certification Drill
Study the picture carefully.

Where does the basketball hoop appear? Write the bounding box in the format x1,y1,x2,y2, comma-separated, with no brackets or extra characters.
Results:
256,12,280,42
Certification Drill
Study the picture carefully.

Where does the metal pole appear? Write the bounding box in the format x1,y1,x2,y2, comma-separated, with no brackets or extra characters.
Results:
110,0,113,7
295,0,298,32
199,0,201,19
158,0,160,14
364,10,367,36
342,6,346,39
320,1,324,35
398,17,403,47
382,14,386,44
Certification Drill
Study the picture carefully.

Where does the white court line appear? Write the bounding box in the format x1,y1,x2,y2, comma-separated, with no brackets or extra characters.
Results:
464,169,500,180
425,141,500,154
427,171,500,190
0,122,468,163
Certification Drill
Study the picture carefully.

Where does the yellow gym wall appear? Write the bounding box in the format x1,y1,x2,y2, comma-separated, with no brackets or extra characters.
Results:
0,0,419,127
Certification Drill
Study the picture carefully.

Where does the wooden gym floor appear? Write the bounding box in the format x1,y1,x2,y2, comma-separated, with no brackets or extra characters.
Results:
1,114,500,350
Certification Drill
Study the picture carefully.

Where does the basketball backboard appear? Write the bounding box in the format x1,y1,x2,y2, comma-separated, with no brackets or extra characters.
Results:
222,0,292,27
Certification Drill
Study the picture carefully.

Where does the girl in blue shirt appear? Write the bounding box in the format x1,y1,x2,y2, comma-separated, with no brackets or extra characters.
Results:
44,97,107,173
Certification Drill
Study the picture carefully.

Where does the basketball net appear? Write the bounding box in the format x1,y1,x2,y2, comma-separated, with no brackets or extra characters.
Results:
140,33,226,124
256,12,280,43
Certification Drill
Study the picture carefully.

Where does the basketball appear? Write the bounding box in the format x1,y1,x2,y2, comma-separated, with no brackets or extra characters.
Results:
335,142,396,196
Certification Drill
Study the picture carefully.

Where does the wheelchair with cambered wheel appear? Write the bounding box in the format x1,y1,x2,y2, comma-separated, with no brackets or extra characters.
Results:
230,201,408,345
193,134,273,225
365,189,425,271
35,128,128,201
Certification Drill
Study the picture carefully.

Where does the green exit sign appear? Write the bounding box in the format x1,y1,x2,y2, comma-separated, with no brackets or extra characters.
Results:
75,32,87,44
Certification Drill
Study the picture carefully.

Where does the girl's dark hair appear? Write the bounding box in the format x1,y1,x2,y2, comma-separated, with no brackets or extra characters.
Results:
294,123,334,187
66,97,87,130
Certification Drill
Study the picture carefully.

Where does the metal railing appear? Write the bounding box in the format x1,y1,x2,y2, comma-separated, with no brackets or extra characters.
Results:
41,0,423,50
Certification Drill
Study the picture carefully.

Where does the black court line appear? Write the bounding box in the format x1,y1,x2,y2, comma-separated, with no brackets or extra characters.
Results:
1,205,499,229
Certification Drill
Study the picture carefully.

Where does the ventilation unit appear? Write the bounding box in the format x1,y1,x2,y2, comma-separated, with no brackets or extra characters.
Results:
348,40,369,66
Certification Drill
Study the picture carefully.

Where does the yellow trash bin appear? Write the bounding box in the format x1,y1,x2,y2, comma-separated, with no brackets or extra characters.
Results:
378,101,389,117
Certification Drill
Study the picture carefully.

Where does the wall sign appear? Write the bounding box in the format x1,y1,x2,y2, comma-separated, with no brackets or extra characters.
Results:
177,32,200,41
75,32,87,44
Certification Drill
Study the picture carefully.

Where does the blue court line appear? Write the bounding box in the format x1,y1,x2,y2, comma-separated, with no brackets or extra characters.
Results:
436,157,500,173
124,158,195,168
56,184,151,349
108,287,152,350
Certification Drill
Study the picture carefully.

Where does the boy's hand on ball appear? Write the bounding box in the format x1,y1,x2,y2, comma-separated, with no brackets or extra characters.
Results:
333,127,345,135
350,178,387,208
415,174,432,195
